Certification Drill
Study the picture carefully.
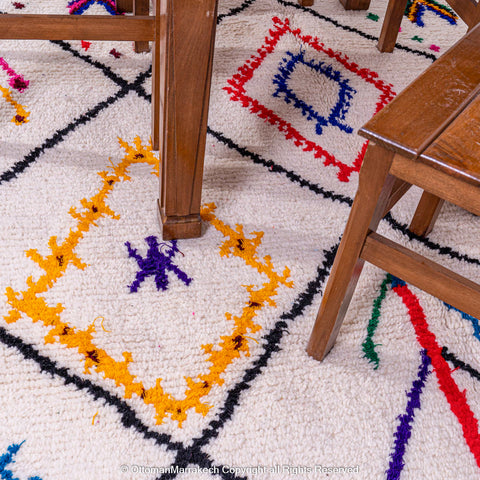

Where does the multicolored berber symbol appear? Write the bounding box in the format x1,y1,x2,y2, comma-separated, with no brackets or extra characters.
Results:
224,17,395,182
0,57,29,125
3,137,293,427
125,237,192,292
273,49,356,135
364,274,480,476
405,0,457,27
67,0,120,15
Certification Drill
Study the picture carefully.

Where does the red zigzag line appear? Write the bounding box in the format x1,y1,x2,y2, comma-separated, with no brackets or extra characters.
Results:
393,283,480,467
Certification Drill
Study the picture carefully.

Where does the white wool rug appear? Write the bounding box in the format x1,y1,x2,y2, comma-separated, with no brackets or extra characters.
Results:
0,0,478,479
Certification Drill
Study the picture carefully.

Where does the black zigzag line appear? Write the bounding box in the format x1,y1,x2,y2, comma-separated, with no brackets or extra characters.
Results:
51,40,151,101
0,67,151,186
51,40,132,89
152,244,337,478
384,213,480,266
0,325,246,480
207,127,353,207
188,243,337,452
207,128,480,267
0,326,178,448
215,0,436,60
217,0,258,23
0,0,434,186
441,346,480,382
276,0,437,61
0,245,337,479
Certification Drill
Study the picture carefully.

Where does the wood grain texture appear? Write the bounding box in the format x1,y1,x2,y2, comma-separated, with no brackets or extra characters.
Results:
309,26,480,361
383,178,412,215
0,14,154,41
360,24,480,159
420,92,480,183
151,0,163,152
157,0,218,240
0,0,219,241
390,153,480,215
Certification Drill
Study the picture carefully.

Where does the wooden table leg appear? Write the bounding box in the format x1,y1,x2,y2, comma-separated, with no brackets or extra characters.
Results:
153,0,218,240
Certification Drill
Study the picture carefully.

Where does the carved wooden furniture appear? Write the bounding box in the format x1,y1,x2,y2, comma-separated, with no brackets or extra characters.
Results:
306,24,480,361
0,0,218,241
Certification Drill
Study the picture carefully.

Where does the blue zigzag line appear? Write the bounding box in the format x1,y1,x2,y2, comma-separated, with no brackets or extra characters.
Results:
386,349,432,480
424,3,457,25
0,442,42,480
272,50,355,135
409,2,457,27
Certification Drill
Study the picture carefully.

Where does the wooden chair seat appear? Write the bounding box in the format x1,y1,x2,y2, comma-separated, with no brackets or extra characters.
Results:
306,24,480,361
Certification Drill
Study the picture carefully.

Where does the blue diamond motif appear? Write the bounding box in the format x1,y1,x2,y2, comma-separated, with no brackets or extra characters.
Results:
272,49,356,136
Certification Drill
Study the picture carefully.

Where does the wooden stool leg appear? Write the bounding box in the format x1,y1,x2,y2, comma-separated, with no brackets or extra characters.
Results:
339,0,371,10
155,0,217,240
409,191,444,237
306,144,396,361
378,0,408,52
133,0,150,53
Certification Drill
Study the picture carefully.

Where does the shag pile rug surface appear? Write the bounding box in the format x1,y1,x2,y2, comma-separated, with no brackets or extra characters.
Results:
1,0,478,478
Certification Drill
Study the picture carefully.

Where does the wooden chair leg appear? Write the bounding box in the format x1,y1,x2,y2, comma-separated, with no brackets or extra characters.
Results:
115,0,132,13
156,0,217,240
383,177,411,215
306,144,396,361
377,0,408,52
339,0,371,10
409,191,444,237
133,0,150,53
298,0,314,6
